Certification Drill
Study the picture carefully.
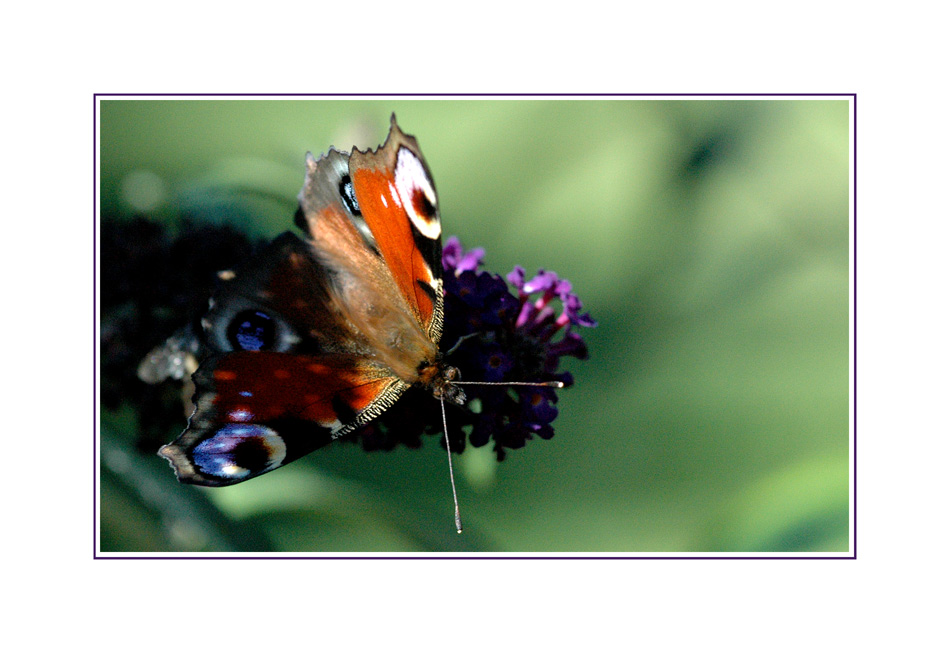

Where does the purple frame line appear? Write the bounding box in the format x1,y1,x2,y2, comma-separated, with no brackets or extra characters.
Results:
94,92,851,98
101,555,851,561
93,93,857,560
851,94,858,560
94,94,99,560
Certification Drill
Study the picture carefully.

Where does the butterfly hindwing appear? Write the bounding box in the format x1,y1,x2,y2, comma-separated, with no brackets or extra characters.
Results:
160,352,407,486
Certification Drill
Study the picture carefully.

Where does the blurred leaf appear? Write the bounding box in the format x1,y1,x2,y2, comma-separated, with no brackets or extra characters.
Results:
100,420,271,552
696,455,850,552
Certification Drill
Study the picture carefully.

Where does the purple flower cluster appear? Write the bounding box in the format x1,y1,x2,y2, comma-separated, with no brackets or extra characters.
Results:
357,237,596,460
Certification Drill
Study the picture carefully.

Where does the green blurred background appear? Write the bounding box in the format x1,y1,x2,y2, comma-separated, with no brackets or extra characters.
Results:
98,98,851,553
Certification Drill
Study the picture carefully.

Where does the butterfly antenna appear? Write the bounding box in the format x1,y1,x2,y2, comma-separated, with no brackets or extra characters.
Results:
436,378,563,534
454,380,565,389
440,396,464,534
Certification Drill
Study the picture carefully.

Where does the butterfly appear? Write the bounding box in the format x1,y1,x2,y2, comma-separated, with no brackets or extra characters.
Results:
156,116,561,531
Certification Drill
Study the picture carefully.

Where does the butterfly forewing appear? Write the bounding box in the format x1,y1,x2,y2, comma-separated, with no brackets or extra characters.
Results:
348,123,444,340
296,119,444,382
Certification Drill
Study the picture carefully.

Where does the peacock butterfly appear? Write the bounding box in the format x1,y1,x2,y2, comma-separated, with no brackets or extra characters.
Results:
154,116,563,532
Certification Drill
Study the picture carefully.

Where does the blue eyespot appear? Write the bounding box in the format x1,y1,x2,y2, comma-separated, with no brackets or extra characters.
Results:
226,310,275,351
192,424,286,480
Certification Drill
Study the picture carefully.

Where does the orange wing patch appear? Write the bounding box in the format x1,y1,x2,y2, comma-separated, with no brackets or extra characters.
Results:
211,352,402,433
350,165,437,327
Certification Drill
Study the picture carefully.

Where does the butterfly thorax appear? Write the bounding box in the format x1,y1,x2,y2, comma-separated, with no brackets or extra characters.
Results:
418,360,466,406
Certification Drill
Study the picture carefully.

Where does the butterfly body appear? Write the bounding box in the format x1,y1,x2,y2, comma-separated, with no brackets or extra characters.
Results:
159,117,464,487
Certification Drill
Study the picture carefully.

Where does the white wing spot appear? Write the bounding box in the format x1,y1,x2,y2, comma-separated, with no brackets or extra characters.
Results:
395,147,440,240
